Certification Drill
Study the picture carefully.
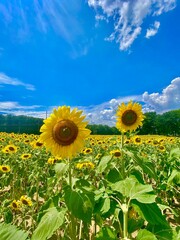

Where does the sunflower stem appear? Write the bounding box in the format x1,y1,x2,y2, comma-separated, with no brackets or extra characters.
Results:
68,158,77,240
121,133,125,179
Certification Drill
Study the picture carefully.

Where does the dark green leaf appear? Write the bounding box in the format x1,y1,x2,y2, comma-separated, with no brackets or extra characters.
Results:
132,201,169,226
96,226,118,240
64,186,94,223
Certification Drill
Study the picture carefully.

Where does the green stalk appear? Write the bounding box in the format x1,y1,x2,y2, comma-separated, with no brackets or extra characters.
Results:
68,158,77,240
121,132,125,179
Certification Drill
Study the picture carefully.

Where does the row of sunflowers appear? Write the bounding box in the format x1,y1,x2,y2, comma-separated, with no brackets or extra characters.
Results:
0,101,179,240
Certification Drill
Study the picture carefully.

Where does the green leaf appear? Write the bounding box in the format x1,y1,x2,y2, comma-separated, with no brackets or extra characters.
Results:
100,197,111,215
96,226,117,240
111,176,156,203
136,229,158,240
54,162,68,177
0,223,29,240
64,186,94,223
169,148,180,159
107,168,122,183
125,150,157,180
4,209,13,224
147,224,173,240
96,155,112,174
167,169,180,185
128,218,144,234
132,201,169,226
31,207,66,240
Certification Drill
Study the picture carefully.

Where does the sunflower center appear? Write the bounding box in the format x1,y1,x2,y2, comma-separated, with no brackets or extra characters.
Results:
9,147,15,151
122,110,137,126
2,167,8,171
12,202,18,208
53,119,78,146
114,151,121,157
22,199,28,205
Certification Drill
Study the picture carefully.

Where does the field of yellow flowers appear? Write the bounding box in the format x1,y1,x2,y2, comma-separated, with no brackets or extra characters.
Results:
0,103,180,240
0,132,179,240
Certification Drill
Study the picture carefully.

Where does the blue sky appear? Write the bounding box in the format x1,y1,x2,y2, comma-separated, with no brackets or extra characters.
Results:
0,0,179,126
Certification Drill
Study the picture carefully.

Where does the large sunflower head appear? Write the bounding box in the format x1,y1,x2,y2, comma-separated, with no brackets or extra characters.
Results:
116,101,144,133
39,106,91,159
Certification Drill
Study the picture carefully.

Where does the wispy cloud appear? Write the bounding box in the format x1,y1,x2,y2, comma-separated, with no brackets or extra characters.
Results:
0,72,35,90
88,0,176,50
0,0,90,57
145,21,160,39
0,101,40,110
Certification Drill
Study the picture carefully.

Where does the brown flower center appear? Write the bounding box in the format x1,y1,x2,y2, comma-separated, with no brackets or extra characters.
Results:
122,110,137,126
114,151,121,157
9,147,15,151
22,199,28,205
12,202,18,208
52,119,78,146
2,167,8,171
135,137,141,143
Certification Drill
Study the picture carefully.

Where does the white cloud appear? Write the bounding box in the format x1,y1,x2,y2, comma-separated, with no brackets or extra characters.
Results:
88,0,176,50
0,101,41,110
145,21,160,38
0,72,35,90
142,77,180,112
79,95,142,126
1,78,179,126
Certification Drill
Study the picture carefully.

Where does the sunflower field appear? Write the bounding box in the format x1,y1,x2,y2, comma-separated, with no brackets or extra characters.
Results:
0,102,180,240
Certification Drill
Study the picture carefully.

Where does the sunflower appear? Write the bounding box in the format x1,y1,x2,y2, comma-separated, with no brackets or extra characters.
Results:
39,106,91,158
158,145,166,152
116,101,144,132
133,136,142,145
76,162,95,170
110,149,122,157
21,153,32,160
10,200,22,211
3,144,18,154
47,157,56,164
82,147,93,154
0,165,11,173
20,195,32,207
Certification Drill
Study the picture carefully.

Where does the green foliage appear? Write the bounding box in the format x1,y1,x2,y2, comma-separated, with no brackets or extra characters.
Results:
31,207,65,240
0,114,43,134
64,185,94,223
110,176,156,203
136,229,158,240
96,226,118,240
0,223,29,240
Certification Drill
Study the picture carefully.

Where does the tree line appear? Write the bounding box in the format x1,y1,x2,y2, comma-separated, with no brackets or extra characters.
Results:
0,109,179,136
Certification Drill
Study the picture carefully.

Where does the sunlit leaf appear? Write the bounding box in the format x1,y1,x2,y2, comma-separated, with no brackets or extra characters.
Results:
31,207,66,240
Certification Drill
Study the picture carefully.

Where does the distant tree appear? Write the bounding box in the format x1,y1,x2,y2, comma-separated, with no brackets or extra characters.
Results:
139,112,158,135
0,109,179,135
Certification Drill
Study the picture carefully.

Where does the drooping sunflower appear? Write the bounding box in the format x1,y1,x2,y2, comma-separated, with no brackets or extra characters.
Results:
39,106,91,158
116,101,144,132
76,161,95,170
20,195,32,207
